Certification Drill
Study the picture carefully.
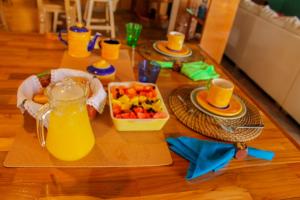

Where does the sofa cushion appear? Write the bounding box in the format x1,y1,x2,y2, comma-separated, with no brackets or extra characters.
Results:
283,16,300,36
268,0,300,18
259,5,286,27
282,1,300,18
240,0,263,14
267,0,285,11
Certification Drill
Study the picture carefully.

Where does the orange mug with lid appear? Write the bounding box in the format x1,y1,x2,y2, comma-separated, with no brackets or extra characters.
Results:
167,31,185,51
100,39,121,60
206,78,234,108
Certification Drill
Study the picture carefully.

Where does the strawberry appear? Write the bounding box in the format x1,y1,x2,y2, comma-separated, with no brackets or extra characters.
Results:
121,113,130,118
146,91,154,98
152,90,157,98
144,112,151,118
133,84,144,92
144,85,152,91
115,114,122,118
129,112,137,119
119,87,125,95
126,88,137,98
112,104,122,115
140,91,147,97
133,107,144,113
153,112,167,119
137,112,147,119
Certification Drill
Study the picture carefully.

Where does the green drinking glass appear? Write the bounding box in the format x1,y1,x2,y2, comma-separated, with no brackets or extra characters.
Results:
126,23,142,47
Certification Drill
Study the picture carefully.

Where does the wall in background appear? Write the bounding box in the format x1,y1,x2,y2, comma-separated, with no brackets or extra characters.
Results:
3,0,38,32
1,0,132,33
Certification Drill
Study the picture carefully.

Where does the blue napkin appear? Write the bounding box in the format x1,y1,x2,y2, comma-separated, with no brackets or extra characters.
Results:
166,137,275,180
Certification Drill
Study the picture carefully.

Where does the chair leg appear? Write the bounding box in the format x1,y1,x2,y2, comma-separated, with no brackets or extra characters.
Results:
38,10,46,34
45,12,52,33
86,0,94,28
105,3,109,22
83,0,90,21
64,0,72,29
0,12,8,31
53,11,59,32
108,0,115,38
105,4,109,34
75,0,82,23
0,1,8,31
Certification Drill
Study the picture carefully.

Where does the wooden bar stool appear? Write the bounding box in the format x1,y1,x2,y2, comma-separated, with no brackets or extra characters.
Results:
37,0,81,33
0,0,8,31
84,0,117,38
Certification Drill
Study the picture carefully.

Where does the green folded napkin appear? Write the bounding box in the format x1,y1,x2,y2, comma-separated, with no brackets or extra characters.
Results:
150,60,173,69
150,60,219,81
181,61,219,81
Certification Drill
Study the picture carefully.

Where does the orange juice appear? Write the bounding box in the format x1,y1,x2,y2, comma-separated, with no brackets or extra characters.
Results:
47,102,95,161
36,78,96,161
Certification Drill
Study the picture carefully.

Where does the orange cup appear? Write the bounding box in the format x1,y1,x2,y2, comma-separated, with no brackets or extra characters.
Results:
206,78,234,108
100,39,121,60
167,31,185,51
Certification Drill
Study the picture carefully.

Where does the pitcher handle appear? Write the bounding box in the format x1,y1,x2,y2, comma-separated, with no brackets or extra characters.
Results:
36,103,51,147
58,29,68,46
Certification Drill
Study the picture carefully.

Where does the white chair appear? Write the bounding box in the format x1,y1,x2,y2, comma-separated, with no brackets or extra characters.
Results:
37,0,81,33
0,0,8,30
84,0,118,38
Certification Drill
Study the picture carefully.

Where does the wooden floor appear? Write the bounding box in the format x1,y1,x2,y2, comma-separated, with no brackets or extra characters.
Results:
1,10,299,146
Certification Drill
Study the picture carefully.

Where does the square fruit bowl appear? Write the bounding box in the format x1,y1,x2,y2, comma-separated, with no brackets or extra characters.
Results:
108,82,170,131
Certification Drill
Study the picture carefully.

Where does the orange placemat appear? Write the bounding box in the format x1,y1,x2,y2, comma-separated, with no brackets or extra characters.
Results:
4,49,172,167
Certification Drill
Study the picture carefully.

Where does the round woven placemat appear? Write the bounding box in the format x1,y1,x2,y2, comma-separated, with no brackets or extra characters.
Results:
169,86,264,142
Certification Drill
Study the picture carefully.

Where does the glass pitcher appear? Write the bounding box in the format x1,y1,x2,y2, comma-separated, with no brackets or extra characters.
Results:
36,78,95,161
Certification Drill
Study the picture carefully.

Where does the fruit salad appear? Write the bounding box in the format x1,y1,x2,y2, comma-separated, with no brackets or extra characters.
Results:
110,83,167,119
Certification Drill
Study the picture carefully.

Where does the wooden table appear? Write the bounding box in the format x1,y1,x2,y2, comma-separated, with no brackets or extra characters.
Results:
1,32,300,200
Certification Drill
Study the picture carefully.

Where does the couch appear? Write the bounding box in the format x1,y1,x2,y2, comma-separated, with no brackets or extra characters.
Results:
225,0,300,123
268,0,300,18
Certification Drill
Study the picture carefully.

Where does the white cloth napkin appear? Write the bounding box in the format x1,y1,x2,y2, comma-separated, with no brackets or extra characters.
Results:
17,68,107,126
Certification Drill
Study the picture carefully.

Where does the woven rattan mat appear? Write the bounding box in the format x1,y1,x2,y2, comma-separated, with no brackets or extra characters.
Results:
169,86,264,142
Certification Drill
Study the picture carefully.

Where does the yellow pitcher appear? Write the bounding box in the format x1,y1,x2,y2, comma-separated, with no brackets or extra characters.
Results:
58,23,101,58
36,78,95,161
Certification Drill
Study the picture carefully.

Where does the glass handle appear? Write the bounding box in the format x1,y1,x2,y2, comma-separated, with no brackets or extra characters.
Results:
36,104,51,147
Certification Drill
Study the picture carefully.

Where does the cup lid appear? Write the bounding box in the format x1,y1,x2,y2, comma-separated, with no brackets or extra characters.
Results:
93,60,110,69
87,59,116,76
47,78,86,101
69,23,89,33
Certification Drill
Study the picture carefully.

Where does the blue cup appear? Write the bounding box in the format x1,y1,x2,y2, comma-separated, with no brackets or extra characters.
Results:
138,60,161,83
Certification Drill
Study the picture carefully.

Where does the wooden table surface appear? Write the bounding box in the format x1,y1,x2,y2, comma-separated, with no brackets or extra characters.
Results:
1,32,300,200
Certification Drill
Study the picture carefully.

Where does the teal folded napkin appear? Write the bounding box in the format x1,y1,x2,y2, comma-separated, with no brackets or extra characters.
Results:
180,61,219,81
167,137,275,180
